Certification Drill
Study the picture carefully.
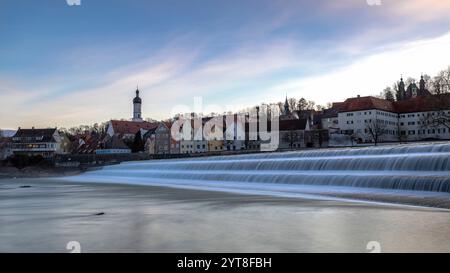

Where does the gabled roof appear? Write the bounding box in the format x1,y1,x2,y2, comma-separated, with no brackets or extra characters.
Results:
394,93,450,113
322,102,345,118
279,119,309,131
13,128,57,142
107,135,130,150
340,96,396,113
336,94,450,114
336,93,450,115
70,133,106,154
109,120,158,136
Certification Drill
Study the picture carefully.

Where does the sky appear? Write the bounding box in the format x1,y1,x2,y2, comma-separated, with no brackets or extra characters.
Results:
1,0,450,129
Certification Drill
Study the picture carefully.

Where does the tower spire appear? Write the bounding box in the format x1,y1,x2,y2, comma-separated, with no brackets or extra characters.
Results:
283,93,290,115
132,86,143,122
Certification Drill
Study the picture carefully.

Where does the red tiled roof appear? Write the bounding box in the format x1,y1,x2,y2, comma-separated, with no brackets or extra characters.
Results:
338,94,450,114
393,93,450,113
340,96,396,113
109,120,158,135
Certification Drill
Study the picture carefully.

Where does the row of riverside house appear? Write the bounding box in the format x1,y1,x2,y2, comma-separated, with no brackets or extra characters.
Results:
1,88,319,160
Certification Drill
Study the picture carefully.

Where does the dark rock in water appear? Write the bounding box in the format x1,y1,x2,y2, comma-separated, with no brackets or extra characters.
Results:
19,186,32,188
94,212,105,216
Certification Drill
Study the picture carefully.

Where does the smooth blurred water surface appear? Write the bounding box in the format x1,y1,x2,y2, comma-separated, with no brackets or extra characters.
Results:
1,179,450,253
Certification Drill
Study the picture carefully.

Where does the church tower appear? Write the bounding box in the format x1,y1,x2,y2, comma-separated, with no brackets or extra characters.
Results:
132,87,143,122
419,75,426,92
283,95,291,116
398,77,406,101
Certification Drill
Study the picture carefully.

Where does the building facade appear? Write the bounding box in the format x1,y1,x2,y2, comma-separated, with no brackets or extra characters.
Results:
0,137,12,160
11,128,71,158
154,122,171,155
278,119,310,149
335,93,450,144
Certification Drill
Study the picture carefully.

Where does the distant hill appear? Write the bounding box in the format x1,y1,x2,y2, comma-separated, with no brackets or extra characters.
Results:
0,130,16,138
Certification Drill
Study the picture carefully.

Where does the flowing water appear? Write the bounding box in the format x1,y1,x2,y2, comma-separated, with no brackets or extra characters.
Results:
64,143,450,208
2,143,450,252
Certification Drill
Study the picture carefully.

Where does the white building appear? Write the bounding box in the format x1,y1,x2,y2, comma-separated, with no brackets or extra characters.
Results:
335,94,450,144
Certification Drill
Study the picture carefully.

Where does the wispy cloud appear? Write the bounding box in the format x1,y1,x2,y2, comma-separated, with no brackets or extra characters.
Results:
259,31,450,106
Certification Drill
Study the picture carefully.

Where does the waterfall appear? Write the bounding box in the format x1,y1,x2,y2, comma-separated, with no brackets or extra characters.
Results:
66,143,450,195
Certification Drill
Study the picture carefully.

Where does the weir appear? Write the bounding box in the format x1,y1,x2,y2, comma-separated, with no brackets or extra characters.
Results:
68,143,450,194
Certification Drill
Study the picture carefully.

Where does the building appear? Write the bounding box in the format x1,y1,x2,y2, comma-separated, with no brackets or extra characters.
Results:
335,93,450,144
224,114,246,151
154,122,171,155
203,116,224,153
169,122,181,155
11,128,71,158
106,87,157,138
106,120,158,140
278,119,310,149
97,134,131,154
143,128,157,155
397,76,432,101
178,117,209,154
321,102,344,133
71,132,102,154
338,96,400,143
0,137,12,160
132,87,143,122
395,94,450,141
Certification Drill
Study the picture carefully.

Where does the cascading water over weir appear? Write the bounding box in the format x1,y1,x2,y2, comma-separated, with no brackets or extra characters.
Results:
64,143,450,206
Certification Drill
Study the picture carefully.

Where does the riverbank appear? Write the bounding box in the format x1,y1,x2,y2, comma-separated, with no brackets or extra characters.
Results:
0,166,87,179
1,178,450,253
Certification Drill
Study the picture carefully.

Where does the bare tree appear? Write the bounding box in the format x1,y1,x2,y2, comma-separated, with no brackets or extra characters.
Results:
315,105,326,111
431,67,450,95
419,94,450,131
288,98,297,111
298,98,308,111
422,74,433,90
393,81,402,101
276,102,284,113
365,119,387,146
405,77,417,86
383,87,395,101
306,100,316,110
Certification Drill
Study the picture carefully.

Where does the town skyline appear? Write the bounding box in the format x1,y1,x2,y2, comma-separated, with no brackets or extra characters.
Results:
1,0,450,129
1,66,448,132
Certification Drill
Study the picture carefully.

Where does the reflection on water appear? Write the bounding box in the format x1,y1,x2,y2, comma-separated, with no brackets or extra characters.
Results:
1,179,450,253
